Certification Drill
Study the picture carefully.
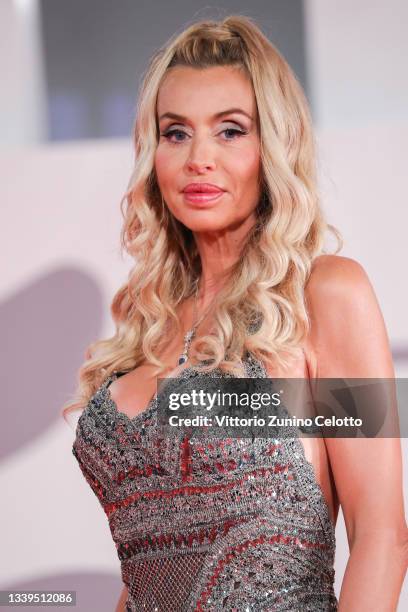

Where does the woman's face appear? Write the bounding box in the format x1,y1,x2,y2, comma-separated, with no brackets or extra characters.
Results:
154,65,262,233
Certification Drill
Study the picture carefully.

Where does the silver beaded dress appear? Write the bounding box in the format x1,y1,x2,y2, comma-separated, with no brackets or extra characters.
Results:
72,352,338,611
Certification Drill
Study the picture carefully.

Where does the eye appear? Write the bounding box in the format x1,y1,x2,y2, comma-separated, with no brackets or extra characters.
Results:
161,128,187,144
221,127,247,141
160,125,247,145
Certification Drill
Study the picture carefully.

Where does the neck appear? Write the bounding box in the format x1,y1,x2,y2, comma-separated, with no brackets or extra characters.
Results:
197,274,225,302
193,211,256,303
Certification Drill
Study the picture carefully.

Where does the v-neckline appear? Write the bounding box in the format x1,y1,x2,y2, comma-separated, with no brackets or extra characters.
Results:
101,353,265,427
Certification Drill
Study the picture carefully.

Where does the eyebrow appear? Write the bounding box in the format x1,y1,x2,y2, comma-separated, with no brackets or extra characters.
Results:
158,108,254,123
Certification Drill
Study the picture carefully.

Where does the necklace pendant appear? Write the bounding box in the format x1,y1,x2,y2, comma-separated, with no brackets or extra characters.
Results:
178,354,188,365
184,329,195,342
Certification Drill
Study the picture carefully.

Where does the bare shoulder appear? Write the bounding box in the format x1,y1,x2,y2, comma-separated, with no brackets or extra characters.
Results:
305,253,377,319
303,254,394,378
306,253,369,294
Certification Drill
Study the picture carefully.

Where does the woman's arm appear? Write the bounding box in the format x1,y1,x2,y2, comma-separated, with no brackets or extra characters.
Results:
115,585,128,612
306,255,408,611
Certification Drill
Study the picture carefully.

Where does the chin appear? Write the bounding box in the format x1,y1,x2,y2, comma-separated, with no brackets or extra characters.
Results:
167,205,226,230
184,222,229,233
180,213,232,233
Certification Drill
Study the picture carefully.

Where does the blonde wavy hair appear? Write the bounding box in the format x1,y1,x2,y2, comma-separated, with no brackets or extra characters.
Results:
62,14,342,421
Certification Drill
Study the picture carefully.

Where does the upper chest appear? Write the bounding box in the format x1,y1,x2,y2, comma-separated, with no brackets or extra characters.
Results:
108,328,193,418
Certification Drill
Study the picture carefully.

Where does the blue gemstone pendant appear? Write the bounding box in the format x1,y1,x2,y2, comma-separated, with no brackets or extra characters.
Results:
177,329,195,366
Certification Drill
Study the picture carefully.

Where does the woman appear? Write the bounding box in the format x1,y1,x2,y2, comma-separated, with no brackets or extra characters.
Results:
64,15,407,612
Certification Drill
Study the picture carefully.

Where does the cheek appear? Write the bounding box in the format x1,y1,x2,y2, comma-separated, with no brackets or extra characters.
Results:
154,147,178,186
233,148,261,188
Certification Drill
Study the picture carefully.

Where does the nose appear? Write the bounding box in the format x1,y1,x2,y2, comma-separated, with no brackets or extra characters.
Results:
185,136,216,173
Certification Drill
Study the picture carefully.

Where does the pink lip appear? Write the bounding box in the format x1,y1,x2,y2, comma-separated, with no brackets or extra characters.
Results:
183,182,224,193
183,191,224,206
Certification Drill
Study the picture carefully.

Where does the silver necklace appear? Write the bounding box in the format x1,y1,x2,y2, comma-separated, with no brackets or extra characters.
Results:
177,280,216,366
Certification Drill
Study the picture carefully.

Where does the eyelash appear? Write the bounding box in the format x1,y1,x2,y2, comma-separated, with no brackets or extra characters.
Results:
161,127,247,144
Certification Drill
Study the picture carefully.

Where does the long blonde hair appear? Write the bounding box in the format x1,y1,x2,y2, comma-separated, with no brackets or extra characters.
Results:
62,14,342,420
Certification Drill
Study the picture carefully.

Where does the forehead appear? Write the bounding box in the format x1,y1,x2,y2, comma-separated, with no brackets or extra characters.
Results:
156,65,257,118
